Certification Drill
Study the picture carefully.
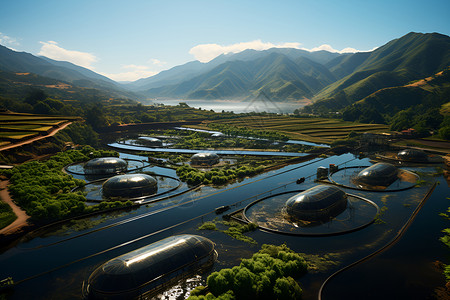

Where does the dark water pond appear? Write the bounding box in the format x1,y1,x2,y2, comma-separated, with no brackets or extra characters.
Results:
0,148,447,300
245,192,379,236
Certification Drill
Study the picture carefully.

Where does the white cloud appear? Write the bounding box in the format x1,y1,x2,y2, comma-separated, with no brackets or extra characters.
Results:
0,32,19,48
102,64,158,82
123,64,150,70
148,58,166,66
189,40,302,62
302,44,359,53
189,40,365,62
38,41,97,68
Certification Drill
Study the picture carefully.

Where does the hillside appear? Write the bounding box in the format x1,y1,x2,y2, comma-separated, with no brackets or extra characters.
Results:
0,70,110,102
0,45,141,100
143,52,338,101
127,32,450,106
126,47,341,93
340,67,450,131
309,32,450,111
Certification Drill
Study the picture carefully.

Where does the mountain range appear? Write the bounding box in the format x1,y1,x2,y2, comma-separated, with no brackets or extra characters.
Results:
0,44,140,100
0,32,449,114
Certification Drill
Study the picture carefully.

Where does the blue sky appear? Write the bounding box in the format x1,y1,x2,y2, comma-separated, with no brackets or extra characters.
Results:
1,0,449,81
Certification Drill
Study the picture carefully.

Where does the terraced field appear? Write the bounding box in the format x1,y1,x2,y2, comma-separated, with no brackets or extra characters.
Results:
207,116,390,144
0,112,80,146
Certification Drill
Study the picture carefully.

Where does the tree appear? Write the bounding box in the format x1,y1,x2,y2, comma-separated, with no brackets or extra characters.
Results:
273,277,303,299
342,106,362,122
390,109,414,131
85,104,108,129
25,88,48,105
439,126,450,140
33,101,51,114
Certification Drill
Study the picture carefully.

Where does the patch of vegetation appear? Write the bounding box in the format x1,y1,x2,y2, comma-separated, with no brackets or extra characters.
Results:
380,195,391,205
198,221,217,231
0,146,132,223
374,206,388,224
177,164,265,186
221,221,258,244
198,220,258,245
300,253,342,274
0,198,17,229
171,131,290,152
208,123,289,141
188,244,307,300
339,67,450,140
54,121,99,146
440,198,450,284
48,211,133,236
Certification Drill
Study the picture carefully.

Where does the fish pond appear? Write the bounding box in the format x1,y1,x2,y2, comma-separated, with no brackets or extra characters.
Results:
0,135,448,300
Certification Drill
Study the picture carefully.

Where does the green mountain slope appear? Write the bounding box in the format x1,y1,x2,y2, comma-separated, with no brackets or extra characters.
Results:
311,32,450,110
144,52,337,101
325,52,371,79
341,67,450,126
0,70,118,102
0,45,140,100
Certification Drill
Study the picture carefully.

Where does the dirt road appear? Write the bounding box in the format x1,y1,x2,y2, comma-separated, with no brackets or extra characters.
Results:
0,180,30,235
0,121,73,152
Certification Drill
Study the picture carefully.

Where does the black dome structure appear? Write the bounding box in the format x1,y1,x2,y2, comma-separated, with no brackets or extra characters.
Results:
191,152,219,166
354,163,398,187
397,149,428,162
84,157,128,175
102,174,157,199
83,234,217,299
285,185,348,222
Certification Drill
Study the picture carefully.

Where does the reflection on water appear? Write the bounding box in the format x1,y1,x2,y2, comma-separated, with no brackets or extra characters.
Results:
65,158,147,181
82,175,180,202
154,99,304,114
329,166,418,191
0,150,446,300
108,142,309,157
246,192,378,235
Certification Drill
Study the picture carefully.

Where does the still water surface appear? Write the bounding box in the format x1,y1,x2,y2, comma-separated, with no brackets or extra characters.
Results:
0,149,447,300
154,99,305,114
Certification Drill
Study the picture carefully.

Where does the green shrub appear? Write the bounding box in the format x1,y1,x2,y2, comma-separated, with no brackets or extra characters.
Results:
176,163,266,186
1,147,127,223
198,221,217,230
189,244,306,300
273,276,303,299
0,200,17,229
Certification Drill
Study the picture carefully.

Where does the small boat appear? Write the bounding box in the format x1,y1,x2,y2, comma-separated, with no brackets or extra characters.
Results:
296,177,305,184
215,205,230,214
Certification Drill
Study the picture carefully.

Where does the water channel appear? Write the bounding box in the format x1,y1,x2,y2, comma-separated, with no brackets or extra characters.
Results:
0,132,448,300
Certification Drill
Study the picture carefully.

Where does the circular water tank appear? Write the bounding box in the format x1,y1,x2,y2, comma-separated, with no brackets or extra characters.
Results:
102,174,157,198
355,163,398,187
84,157,128,175
285,185,347,221
191,152,219,166
397,149,428,162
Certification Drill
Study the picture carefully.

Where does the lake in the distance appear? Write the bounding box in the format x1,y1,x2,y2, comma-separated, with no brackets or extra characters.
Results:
150,99,307,114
